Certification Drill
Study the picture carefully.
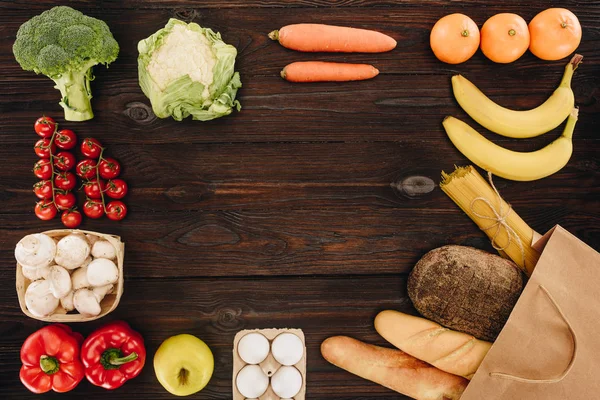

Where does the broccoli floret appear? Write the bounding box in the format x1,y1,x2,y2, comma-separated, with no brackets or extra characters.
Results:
13,6,119,121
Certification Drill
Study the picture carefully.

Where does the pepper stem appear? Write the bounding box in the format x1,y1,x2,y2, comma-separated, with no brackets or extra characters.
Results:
40,355,59,375
100,348,138,369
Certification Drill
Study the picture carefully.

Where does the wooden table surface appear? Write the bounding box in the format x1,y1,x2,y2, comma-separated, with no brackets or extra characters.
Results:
1,1,598,399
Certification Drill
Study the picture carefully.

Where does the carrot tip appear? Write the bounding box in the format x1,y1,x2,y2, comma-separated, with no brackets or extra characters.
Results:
280,69,286,80
268,30,280,41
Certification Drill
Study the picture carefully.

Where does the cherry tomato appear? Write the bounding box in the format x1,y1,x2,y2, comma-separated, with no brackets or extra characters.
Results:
61,210,82,228
106,201,127,221
81,138,102,159
34,138,56,158
35,199,57,221
83,180,106,199
106,179,128,199
54,129,77,150
99,157,121,179
33,159,52,180
76,159,98,180
54,172,77,191
33,180,53,200
53,151,76,171
34,116,56,138
55,191,77,211
83,199,104,219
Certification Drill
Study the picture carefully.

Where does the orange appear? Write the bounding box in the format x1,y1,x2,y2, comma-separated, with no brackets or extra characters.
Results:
529,8,582,61
481,13,529,63
430,14,480,64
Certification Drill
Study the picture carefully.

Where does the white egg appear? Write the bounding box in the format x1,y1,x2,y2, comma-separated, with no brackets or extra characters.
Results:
271,366,302,398
237,332,270,364
271,332,304,366
236,365,269,398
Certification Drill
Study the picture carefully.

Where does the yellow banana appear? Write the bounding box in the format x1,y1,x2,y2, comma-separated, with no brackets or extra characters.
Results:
452,54,582,139
443,109,578,181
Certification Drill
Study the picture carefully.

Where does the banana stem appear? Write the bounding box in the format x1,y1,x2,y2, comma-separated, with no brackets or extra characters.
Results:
560,54,583,87
562,108,579,140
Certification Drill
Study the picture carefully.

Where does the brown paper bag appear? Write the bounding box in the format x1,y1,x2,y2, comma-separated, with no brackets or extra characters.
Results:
462,225,600,400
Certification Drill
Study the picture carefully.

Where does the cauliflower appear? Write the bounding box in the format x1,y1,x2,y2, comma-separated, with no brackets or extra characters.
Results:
13,6,119,121
138,19,242,121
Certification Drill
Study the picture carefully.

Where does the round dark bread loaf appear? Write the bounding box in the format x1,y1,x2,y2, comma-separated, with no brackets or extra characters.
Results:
408,245,524,342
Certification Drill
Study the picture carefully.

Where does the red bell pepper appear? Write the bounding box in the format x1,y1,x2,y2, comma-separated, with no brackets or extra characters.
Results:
81,320,146,389
20,324,85,394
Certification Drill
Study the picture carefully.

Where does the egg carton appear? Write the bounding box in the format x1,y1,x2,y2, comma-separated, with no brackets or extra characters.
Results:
233,328,306,400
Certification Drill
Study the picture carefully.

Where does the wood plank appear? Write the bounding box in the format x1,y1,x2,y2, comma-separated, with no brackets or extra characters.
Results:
0,7,598,144
0,275,415,399
1,207,598,280
1,141,599,212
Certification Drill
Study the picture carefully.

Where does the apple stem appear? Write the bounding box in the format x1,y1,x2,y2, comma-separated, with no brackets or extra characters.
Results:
178,368,189,386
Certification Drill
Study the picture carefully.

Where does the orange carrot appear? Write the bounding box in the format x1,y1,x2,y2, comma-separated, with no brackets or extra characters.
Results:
281,61,379,82
269,23,397,53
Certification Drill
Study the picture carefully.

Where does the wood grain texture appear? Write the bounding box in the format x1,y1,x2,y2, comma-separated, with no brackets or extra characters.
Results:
0,0,598,399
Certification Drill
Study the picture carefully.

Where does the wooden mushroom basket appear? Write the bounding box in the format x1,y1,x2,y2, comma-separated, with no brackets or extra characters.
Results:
233,328,307,400
16,229,124,322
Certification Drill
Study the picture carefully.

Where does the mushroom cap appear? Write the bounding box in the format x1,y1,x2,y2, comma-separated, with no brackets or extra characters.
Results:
91,240,117,260
55,234,91,270
21,264,51,281
47,265,72,299
15,234,56,269
73,288,101,317
60,291,75,312
87,258,119,286
71,266,91,290
92,284,114,302
25,280,59,317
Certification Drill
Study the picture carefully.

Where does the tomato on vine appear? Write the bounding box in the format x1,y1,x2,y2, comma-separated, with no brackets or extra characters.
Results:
55,192,77,211
106,201,127,221
83,180,106,199
34,138,56,158
33,181,53,200
54,129,77,150
106,179,128,199
61,210,82,228
81,138,102,159
35,200,57,220
54,172,77,191
99,157,121,179
53,151,76,171
83,199,104,219
34,116,56,138
33,159,52,180
76,159,97,180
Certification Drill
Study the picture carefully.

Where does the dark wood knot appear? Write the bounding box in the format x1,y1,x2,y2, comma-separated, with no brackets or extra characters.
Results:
213,307,244,332
173,9,199,22
123,102,156,125
391,175,436,199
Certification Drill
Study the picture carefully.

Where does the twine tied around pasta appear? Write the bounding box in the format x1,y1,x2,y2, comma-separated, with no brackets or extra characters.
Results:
469,171,526,268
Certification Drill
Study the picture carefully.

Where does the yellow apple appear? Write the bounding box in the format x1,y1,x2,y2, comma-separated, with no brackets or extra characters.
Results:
154,334,214,396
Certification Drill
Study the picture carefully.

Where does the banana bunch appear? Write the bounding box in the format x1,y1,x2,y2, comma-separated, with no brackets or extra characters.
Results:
444,54,582,181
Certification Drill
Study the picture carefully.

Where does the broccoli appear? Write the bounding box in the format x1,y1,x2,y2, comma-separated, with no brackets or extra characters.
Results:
13,6,119,121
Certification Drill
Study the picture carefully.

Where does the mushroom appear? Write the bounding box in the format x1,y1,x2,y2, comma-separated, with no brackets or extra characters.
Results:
87,258,119,286
15,234,56,269
55,234,91,270
60,291,75,312
47,265,72,299
85,233,99,247
25,280,59,318
81,256,92,269
21,264,51,281
73,288,101,317
92,284,114,302
91,240,117,260
71,266,90,290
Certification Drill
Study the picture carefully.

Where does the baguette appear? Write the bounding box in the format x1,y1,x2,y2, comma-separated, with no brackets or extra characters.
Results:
321,336,468,400
375,310,492,379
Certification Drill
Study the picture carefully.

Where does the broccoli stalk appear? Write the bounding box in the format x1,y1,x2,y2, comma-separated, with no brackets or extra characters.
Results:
13,6,119,122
